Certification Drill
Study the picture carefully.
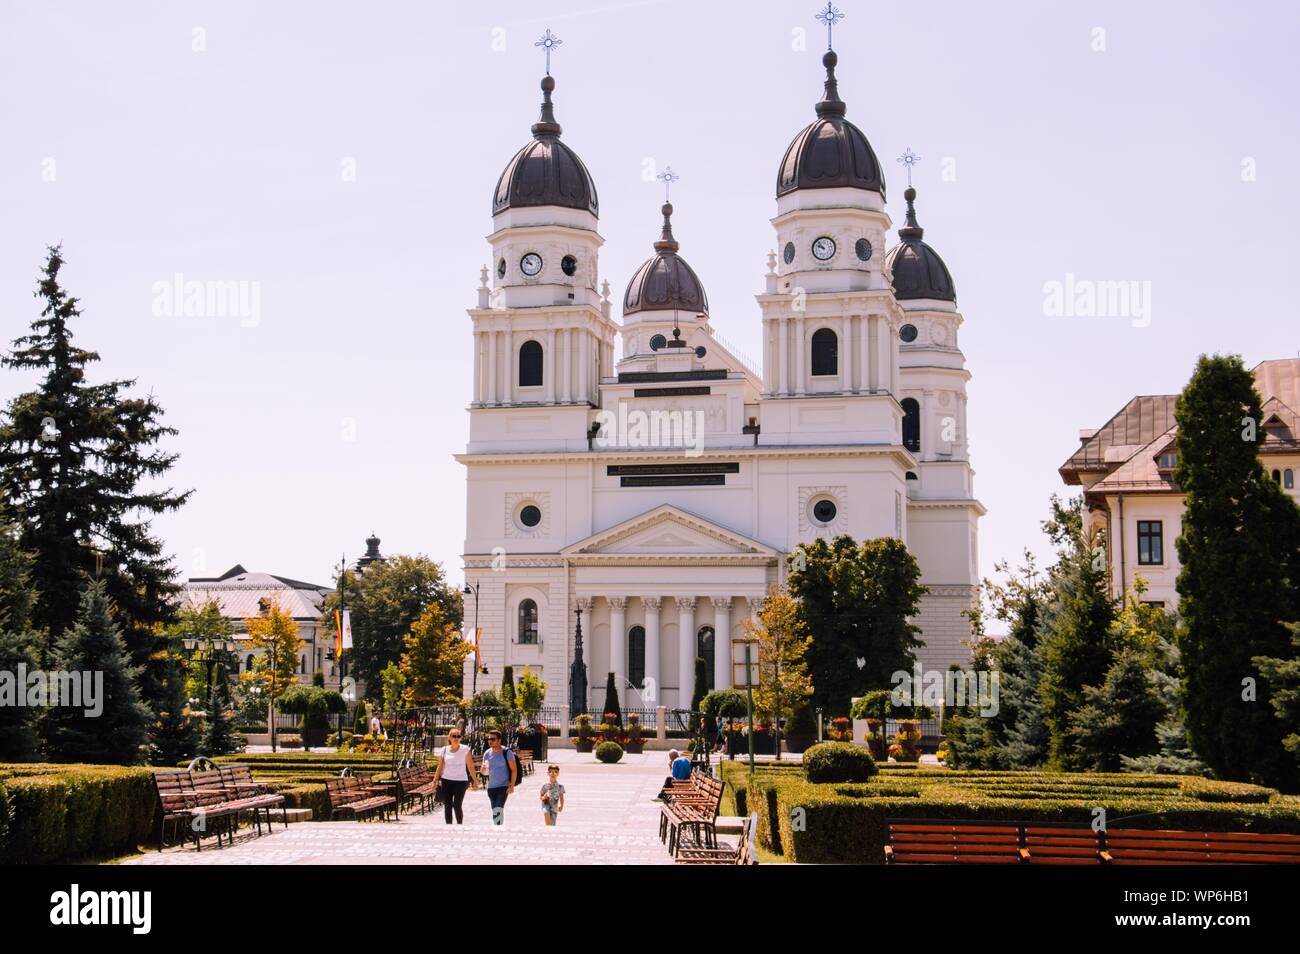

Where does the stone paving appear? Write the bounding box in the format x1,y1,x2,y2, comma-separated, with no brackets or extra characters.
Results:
123,749,678,866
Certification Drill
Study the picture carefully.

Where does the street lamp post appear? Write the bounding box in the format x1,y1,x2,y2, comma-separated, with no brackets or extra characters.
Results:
463,582,481,694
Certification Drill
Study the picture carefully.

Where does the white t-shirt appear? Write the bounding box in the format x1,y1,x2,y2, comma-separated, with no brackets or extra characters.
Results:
440,744,470,781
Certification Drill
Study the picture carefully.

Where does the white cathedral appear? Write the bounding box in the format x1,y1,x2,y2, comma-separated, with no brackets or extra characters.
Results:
459,45,983,711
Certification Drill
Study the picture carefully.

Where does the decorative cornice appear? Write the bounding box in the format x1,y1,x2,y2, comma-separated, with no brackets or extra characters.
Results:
458,444,915,466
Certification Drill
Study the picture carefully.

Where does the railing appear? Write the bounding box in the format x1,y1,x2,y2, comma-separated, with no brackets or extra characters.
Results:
567,706,661,732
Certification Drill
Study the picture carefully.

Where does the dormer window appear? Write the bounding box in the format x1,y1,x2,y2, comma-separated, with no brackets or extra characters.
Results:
1156,451,1178,470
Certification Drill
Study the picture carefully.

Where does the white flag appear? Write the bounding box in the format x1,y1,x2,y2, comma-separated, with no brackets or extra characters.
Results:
341,610,353,650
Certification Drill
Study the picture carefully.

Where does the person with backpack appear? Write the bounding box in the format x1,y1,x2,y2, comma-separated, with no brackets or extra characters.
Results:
481,730,518,825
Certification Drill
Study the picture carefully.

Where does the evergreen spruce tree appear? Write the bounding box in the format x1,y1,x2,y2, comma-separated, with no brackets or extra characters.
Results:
0,513,41,760
1037,523,1119,769
1254,622,1300,771
501,665,517,709
1063,649,1166,772
1175,354,1300,790
197,657,243,757
42,580,152,763
149,644,200,764
0,247,190,707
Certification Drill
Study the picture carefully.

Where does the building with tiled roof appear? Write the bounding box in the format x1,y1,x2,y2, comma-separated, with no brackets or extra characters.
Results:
1060,359,1300,606
183,564,339,690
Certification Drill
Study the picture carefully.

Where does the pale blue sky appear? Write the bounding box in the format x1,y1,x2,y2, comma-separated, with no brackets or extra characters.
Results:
2,1,1296,596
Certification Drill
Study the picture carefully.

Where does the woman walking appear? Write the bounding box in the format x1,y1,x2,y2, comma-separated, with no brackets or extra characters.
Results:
432,727,477,824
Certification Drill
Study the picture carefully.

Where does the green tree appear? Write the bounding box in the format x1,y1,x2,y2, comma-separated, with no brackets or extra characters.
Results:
1063,648,1166,772
199,671,243,757
379,662,406,714
150,644,200,764
320,555,463,700
1175,354,1300,790
42,580,152,764
399,602,470,706
500,665,517,709
0,513,41,760
167,599,232,701
516,667,547,714
1254,622,1300,771
602,671,623,727
0,247,191,707
240,599,303,752
1037,518,1120,770
787,535,927,715
277,680,344,752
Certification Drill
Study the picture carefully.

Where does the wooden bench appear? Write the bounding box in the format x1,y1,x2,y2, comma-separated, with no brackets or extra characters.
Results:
1101,829,1300,865
676,813,757,865
885,821,1024,865
885,819,1300,865
395,765,439,814
324,775,398,821
659,769,725,856
153,770,251,850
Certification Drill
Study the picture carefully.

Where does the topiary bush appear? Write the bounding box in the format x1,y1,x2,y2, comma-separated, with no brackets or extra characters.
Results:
595,741,624,764
803,742,878,783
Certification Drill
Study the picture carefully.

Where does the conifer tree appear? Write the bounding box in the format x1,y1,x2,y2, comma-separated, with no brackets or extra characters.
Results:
149,644,200,764
0,513,41,760
43,580,152,764
0,247,190,707
602,671,622,727
1175,354,1300,789
1254,622,1300,771
1064,649,1166,772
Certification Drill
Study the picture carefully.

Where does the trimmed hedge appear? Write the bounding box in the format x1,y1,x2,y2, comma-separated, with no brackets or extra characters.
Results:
803,743,878,783
0,763,156,864
717,763,1300,865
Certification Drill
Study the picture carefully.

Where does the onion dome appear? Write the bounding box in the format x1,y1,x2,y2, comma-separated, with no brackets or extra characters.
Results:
493,75,599,216
623,203,709,316
885,187,956,302
776,50,885,198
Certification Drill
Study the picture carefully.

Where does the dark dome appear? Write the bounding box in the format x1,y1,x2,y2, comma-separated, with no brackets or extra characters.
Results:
493,76,599,217
777,51,884,198
885,188,956,302
623,203,709,316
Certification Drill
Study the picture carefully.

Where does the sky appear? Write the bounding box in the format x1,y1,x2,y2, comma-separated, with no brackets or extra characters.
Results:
1,0,1297,597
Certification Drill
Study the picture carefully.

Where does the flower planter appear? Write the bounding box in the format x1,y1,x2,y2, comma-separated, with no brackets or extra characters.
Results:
624,741,645,754
573,738,594,753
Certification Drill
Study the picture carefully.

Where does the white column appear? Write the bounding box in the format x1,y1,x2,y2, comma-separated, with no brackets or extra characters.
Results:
790,317,800,395
712,597,732,691
842,313,853,392
559,328,571,403
643,596,661,705
858,314,870,392
677,597,696,709
472,330,482,404
502,327,513,405
608,596,627,705
867,315,879,391
486,330,498,405
578,331,589,404
544,328,556,404
777,318,787,396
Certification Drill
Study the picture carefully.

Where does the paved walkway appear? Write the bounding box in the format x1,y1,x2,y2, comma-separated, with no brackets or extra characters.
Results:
124,750,676,866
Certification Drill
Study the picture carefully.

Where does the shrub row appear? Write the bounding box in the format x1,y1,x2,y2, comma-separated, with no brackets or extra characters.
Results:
0,763,156,864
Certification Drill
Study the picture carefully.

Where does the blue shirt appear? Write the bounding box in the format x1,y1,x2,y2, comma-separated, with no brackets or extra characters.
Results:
671,756,692,781
483,748,516,788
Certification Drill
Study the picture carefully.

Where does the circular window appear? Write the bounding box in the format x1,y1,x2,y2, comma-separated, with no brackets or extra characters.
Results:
810,497,838,526
518,504,542,528
561,255,577,277
496,258,506,279
783,242,796,265
855,238,873,261
899,323,918,343
520,253,543,277
649,333,667,351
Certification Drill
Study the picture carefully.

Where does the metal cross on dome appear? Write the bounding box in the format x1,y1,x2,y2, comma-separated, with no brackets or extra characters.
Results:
897,147,922,188
657,166,680,202
535,29,562,74
815,3,845,50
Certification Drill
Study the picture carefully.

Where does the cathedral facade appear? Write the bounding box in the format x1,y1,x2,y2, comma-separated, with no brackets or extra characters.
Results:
459,47,982,710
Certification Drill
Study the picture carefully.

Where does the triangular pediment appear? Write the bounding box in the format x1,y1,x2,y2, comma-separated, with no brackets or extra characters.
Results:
562,505,778,560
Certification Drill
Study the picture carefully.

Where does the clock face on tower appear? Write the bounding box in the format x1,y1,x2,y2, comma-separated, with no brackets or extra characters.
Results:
520,253,543,277
812,236,836,261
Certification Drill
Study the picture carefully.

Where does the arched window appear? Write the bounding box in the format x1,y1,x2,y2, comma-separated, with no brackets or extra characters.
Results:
901,398,921,452
696,625,715,689
518,340,543,387
628,625,646,689
518,599,538,644
1273,469,1283,484
810,328,838,376
1286,469,1295,489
